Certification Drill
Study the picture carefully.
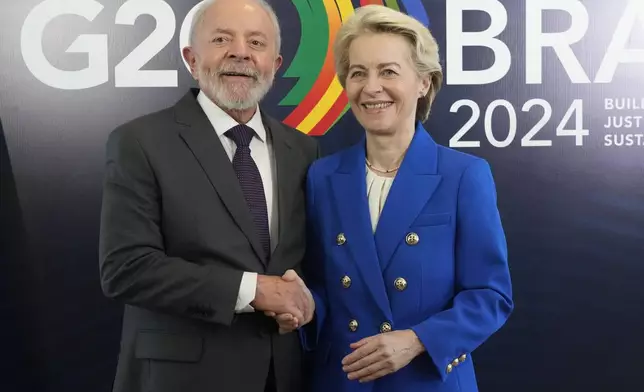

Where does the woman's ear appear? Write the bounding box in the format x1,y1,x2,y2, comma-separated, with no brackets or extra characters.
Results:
419,74,431,97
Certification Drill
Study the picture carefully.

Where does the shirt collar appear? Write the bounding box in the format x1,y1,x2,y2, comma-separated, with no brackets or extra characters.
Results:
196,90,266,142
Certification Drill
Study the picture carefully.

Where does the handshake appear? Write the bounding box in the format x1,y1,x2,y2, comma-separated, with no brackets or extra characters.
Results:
250,269,315,334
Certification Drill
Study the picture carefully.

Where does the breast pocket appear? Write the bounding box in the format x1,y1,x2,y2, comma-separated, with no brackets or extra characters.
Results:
406,213,455,312
410,212,452,227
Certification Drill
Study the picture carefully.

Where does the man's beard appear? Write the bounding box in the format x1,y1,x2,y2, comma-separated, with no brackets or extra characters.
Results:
197,62,274,110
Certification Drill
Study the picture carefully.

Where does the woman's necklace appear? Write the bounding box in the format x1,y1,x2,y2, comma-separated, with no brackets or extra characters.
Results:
365,147,408,174
365,158,400,174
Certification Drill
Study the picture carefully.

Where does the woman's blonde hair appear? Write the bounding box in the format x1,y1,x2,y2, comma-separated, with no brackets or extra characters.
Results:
333,5,443,122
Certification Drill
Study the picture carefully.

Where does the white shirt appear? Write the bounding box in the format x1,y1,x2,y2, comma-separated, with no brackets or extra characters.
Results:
366,165,395,232
197,91,278,313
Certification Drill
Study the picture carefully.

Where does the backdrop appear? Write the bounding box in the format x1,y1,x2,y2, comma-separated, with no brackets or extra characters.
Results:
2,0,643,391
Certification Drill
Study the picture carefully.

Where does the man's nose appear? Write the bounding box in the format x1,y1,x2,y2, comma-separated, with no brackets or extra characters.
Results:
227,38,251,60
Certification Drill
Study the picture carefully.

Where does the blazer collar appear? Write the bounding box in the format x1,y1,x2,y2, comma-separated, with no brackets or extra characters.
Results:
371,124,442,270
336,122,438,176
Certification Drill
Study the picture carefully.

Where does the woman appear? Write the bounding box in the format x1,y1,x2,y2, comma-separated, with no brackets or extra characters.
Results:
274,5,513,391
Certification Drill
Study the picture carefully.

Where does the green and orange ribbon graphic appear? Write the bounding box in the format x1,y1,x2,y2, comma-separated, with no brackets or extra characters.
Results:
279,0,428,136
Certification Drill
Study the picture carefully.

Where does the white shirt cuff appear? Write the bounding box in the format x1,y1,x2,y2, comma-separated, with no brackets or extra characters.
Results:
235,272,257,313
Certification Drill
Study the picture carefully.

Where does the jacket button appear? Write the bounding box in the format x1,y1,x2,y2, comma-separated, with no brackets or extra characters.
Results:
405,232,419,245
394,277,407,291
336,233,346,245
380,322,392,333
341,275,351,288
349,319,358,332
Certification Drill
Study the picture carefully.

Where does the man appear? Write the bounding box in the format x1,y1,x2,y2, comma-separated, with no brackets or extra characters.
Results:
98,0,317,391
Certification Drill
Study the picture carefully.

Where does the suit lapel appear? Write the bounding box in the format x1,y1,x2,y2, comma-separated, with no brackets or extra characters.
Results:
375,125,442,271
173,89,266,263
330,141,393,320
262,114,299,255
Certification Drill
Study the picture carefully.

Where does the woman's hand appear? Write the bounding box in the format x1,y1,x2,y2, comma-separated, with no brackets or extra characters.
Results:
341,329,425,382
265,311,299,334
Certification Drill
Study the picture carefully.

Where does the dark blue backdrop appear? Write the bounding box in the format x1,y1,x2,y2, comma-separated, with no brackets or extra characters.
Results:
1,0,643,391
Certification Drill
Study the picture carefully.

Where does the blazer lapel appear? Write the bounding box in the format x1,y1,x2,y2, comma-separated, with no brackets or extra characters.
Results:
375,124,442,271
330,141,393,320
173,90,266,264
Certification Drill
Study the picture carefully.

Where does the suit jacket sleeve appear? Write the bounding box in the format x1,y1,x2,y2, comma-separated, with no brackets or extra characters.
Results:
410,159,514,380
98,128,242,326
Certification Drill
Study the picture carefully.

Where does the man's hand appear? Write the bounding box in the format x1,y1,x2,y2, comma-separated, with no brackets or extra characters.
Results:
341,330,425,383
251,270,314,327
262,270,314,334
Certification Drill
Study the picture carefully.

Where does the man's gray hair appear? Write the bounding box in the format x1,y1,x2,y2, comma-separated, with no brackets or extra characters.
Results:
189,0,282,54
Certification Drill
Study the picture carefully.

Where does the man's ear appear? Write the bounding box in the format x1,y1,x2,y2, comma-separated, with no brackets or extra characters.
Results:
273,54,283,73
182,46,198,78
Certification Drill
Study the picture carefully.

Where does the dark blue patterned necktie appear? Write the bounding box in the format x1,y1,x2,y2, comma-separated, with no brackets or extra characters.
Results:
225,124,270,260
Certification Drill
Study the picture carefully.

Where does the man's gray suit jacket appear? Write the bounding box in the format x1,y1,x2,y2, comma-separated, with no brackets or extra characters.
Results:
99,88,319,392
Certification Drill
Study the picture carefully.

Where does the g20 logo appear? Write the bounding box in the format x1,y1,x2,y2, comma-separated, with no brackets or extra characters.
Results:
20,0,430,135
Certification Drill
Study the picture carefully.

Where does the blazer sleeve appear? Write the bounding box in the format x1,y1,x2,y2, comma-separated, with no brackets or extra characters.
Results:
98,128,243,326
299,160,328,351
410,158,514,380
